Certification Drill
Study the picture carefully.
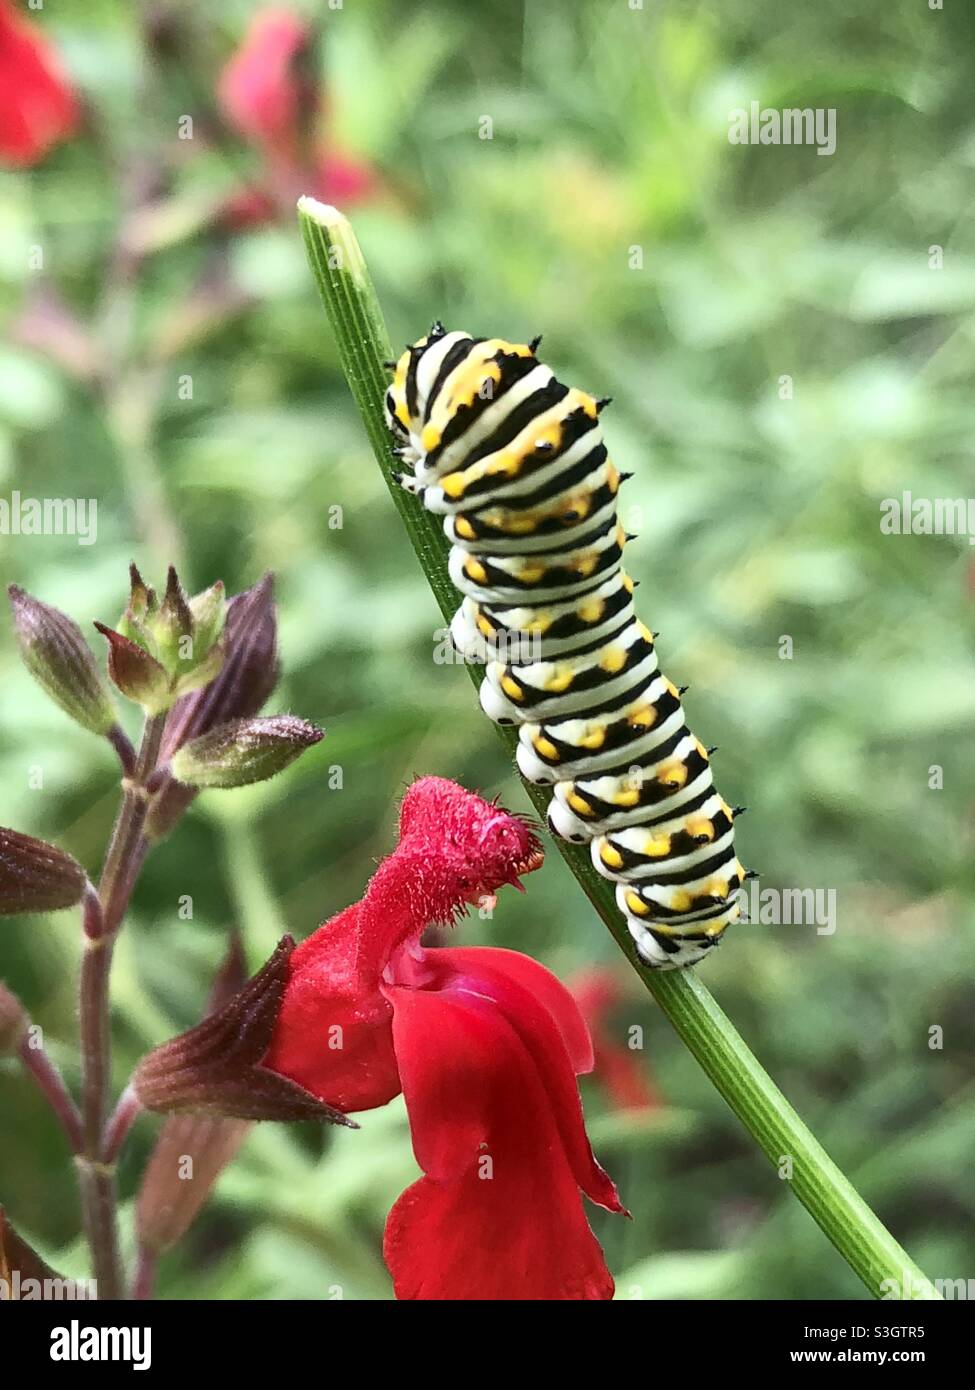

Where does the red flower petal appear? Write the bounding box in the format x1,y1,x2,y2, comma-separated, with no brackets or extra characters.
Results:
263,905,400,1114
0,1,78,168
420,948,623,1212
441,945,594,1075
314,150,375,205
383,982,616,1300
217,9,310,155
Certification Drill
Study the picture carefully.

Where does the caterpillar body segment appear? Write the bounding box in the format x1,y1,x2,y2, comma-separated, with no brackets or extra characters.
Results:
385,325,743,970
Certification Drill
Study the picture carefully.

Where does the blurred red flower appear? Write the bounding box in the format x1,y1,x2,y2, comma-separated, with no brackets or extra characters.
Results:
217,8,374,225
571,967,662,1114
0,0,78,167
264,776,625,1300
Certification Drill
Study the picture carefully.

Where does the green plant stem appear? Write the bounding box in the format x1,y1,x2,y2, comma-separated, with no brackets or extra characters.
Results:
78,712,166,1300
298,197,939,1302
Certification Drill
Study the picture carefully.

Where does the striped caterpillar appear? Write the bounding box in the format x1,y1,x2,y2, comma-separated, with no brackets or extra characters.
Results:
384,324,746,970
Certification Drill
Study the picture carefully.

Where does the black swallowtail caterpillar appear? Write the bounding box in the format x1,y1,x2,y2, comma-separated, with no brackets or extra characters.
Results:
384,324,746,970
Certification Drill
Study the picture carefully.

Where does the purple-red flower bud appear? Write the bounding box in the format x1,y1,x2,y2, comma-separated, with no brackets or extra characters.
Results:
132,936,352,1126
7,585,116,735
0,827,89,916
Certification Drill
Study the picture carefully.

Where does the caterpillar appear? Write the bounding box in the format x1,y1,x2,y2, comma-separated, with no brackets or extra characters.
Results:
383,324,746,970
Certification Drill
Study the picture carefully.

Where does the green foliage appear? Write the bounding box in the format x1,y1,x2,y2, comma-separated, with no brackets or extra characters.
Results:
0,0,972,1300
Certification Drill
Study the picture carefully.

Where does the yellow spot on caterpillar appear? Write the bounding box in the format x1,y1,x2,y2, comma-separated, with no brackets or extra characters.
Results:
600,844,624,870
599,646,626,674
615,524,626,547
500,675,524,702
486,454,520,477
525,613,552,635
613,787,640,807
643,834,672,857
568,792,595,818
464,558,488,585
454,517,476,540
573,390,598,419
621,572,635,594
627,705,655,729
533,735,559,761
625,891,650,917
572,553,599,578
665,679,679,699
686,817,715,842
517,563,547,584
606,464,620,493
476,614,495,639
637,621,654,644
533,423,561,453
561,494,591,524
703,878,729,900
578,727,606,750
496,514,538,535
421,422,441,452
694,738,708,760
444,343,504,412
657,762,688,789
546,668,574,693
577,598,604,624
441,473,466,499
670,890,693,913
395,399,411,428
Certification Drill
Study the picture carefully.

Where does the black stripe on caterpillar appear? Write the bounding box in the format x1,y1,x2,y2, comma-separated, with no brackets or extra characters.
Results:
384,324,745,970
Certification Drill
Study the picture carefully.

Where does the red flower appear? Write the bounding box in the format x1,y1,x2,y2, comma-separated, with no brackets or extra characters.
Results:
0,0,78,168
264,776,625,1300
217,9,310,160
216,8,375,225
570,968,662,1114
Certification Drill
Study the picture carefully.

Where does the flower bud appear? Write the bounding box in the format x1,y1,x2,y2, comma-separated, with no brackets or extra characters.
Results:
188,581,226,660
147,574,279,840
153,565,195,677
94,622,171,714
136,1114,251,1254
102,567,230,712
0,982,28,1055
132,936,352,1125
0,827,89,916
169,715,323,789
7,584,116,735
136,935,251,1253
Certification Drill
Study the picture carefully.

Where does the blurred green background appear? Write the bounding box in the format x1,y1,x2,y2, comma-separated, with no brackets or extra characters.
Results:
2,0,974,1300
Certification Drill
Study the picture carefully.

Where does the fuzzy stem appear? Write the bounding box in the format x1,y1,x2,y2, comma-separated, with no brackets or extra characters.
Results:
297,198,940,1302
132,1244,157,1301
78,713,166,1299
104,1084,143,1164
18,1033,84,1154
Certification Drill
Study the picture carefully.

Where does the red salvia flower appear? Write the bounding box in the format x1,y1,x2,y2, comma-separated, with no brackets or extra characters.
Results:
217,9,311,160
0,0,78,168
264,776,625,1300
216,8,375,226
